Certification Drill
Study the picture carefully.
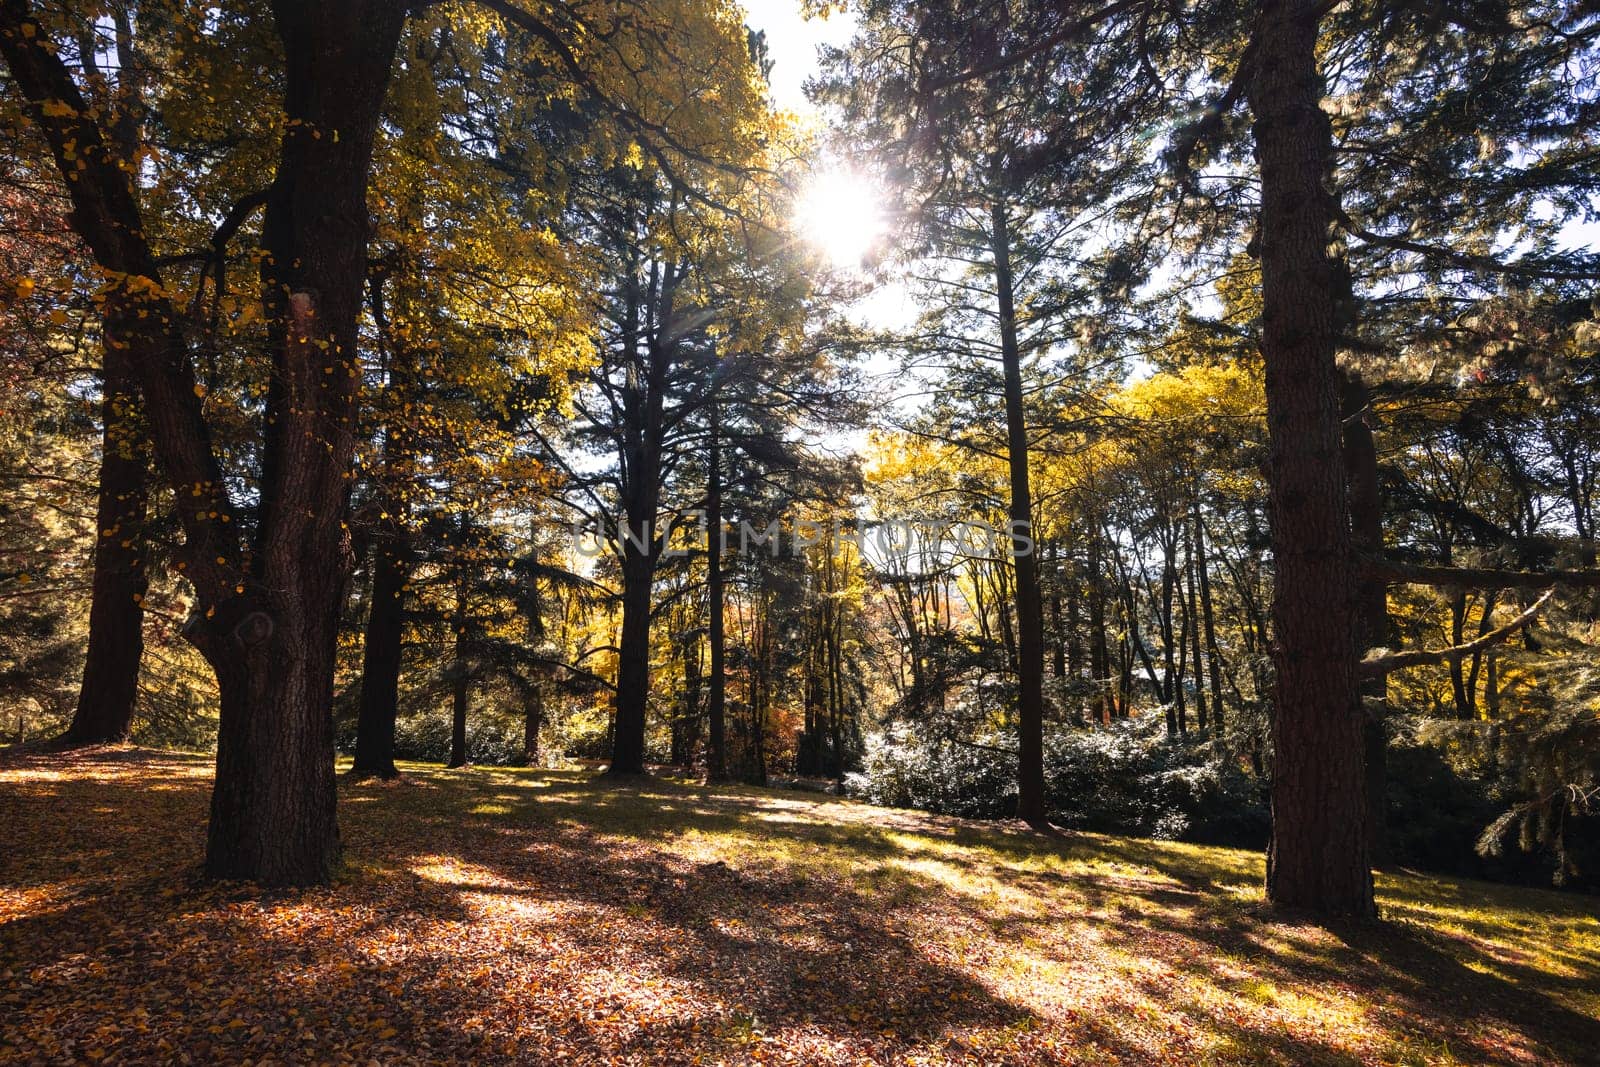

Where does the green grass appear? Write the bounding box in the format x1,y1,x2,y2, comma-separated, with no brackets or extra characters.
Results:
3,748,1598,1064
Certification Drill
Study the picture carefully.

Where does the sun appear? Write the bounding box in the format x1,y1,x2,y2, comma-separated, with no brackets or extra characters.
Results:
795,167,886,270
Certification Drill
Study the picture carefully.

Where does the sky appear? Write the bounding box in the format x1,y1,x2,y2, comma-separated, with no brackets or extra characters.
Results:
737,0,858,115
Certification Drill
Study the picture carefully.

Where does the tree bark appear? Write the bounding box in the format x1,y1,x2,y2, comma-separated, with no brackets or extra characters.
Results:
706,402,729,781
0,0,407,886
989,197,1047,826
1088,527,1113,723
610,547,655,774
1193,498,1225,733
63,16,150,748
1248,0,1374,918
64,346,149,745
202,1,406,884
351,524,406,778
1185,525,1207,733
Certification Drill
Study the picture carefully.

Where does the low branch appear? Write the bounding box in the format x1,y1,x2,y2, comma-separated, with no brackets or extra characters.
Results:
1361,589,1553,678
1369,558,1600,589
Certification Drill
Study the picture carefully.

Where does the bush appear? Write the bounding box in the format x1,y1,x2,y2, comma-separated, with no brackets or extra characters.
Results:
846,722,1018,819
847,715,1268,846
335,710,527,766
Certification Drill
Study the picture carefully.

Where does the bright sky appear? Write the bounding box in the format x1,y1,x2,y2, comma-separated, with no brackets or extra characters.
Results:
737,0,858,115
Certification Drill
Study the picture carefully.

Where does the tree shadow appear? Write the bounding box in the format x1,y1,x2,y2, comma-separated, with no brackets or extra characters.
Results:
3,751,1597,1065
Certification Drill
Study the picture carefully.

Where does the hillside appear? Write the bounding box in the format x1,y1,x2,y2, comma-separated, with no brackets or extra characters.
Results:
2,749,1597,1065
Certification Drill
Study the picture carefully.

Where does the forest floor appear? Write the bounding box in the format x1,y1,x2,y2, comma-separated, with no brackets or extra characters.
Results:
2,749,1598,1066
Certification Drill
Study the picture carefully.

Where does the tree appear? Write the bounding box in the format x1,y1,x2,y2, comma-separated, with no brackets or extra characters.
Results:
1243,0,1374,917
1,0,409,883
820,0,1155,824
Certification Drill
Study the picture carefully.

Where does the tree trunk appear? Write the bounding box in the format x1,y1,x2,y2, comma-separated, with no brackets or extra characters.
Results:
611,547,655,774
1050,541,1067,681
1089,529,1113,724
207,3,404,884
1159,544,1183,734
1342,373,1390,862
351,526,406,778
523,682,544,765
447,573,469,769
202,611,342,885
706,403,728,781
1193,499,1226,733
990,197,1047,826
0,0,407,886
63,20,151,748
1185,532,1207,734
64,346,149,745
1249,0,1374,918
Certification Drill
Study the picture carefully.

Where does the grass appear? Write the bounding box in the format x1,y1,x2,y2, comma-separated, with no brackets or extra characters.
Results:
2,748,1598,1065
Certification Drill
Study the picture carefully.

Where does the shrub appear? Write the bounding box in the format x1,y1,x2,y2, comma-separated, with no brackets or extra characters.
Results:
847,715,1268,846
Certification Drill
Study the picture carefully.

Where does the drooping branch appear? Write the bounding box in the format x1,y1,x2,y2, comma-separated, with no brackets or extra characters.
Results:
1360,589,1554,678
1337,207,1600,282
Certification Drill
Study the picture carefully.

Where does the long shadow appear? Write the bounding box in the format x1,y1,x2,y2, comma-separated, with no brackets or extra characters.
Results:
5,752,1598,1065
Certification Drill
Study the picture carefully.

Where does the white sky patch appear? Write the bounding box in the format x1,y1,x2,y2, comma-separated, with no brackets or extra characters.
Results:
739,0,858,116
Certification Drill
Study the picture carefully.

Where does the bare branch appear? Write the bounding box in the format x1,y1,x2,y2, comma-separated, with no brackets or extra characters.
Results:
1361,590,1553,678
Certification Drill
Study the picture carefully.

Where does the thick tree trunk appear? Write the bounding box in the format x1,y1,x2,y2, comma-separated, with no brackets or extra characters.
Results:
1249,0,1374,918
207,3,403,885
64,347,148,745
990,198,1047,826
351,527,406,778
610,548,655,774
201,585,344,885
0,0,405,886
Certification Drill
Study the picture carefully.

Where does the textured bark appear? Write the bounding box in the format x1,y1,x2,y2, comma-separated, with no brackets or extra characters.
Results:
1343,374,1390,862
989,198,1046,826
610,549,655,774
1248,0,1374,918
64,345,149,745
202,1,407,884
351,528,406,778
1,0,406,885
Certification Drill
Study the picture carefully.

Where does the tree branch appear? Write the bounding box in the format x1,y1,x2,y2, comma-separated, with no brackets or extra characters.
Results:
1361,589,1553,678
1369,558,1600,589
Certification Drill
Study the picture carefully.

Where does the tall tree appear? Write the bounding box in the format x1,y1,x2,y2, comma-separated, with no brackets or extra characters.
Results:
1245,0,1373,917
0,0,408,884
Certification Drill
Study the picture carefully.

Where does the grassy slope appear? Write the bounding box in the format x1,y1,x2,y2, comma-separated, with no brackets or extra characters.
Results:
1,750,1597,1066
